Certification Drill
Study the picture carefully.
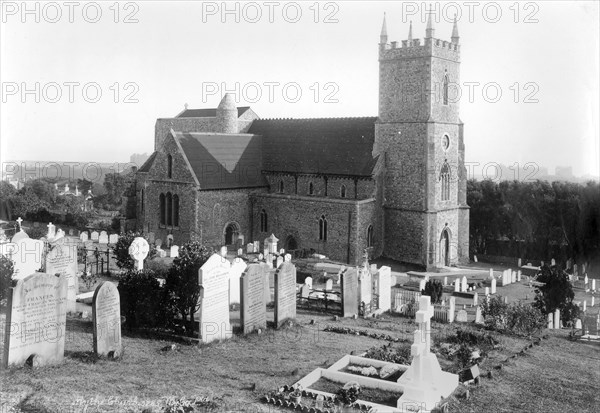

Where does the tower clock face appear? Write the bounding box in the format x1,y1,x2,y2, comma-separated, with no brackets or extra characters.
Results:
442,135,450,151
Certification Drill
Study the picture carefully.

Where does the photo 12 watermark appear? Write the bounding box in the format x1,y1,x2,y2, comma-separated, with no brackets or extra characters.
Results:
200,1,340,24
1,82,140,104
201,81,340,104
1,1,140,24
400,1,540,24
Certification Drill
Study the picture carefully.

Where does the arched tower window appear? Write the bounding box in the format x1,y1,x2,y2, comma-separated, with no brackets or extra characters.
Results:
319,215,328,241
166,192,173,226
309,182,314,195
443,73,449,105
440,162,450,201
278,180,284,193
340,184,347,198
260,209,268,232
159,193,166,225
167,154,173,178
367,225,374,247
173,194,179,227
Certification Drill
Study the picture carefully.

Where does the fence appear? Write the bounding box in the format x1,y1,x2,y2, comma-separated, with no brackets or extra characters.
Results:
391,289,455,323
78,246,111,275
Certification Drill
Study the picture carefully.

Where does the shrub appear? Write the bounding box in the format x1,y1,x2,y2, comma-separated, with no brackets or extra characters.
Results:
364,343,412,365
166,241,213,336
533,265,579,326
0,255,15,305
26,227,47,240
481,296,547,336
421,279,443,304
480,295,509,331
118,269,173,330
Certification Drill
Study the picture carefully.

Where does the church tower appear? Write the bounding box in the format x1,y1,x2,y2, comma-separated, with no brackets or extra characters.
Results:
374,13,469,269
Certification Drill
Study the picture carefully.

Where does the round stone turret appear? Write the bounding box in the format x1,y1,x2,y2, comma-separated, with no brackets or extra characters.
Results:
216,93,238,134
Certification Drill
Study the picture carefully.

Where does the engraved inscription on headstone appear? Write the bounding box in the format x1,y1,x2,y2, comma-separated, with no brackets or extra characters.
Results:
240,264,267,334
274,261,297,328
92,281,121,358
198,254,232,343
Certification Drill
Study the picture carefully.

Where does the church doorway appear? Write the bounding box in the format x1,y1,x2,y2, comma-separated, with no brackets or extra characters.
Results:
285,235,298,251
440,229,450,267
224,222,240,246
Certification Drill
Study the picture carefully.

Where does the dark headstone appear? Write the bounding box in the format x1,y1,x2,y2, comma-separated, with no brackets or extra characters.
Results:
341,268,359,318
274,262,297,328
240,264,268,334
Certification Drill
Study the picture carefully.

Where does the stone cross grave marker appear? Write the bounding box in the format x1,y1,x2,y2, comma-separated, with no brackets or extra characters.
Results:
341,268,359,317
128,237,149,270
198,254,232,343
3,272,68,368
92,281,121,358
240,263,267,334
274,261,297,328
45,240,78,313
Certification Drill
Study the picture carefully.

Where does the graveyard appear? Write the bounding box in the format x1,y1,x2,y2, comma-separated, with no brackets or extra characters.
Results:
1,222,599,412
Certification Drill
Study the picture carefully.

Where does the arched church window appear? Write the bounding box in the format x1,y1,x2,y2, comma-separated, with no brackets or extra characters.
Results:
319,215,328,241
440,162,450,201
260,209,268,232
340,185,347,198
443,73,449,105
167,154,173,178
159,193,166,225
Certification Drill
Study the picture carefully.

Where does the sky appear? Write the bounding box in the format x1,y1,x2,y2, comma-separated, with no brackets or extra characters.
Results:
1,0,599,179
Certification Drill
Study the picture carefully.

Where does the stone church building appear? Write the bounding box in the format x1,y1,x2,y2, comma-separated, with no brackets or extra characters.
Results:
133,15,469,269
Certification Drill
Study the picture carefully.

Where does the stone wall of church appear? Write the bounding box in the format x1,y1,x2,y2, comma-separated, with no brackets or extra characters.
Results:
251,194,378,264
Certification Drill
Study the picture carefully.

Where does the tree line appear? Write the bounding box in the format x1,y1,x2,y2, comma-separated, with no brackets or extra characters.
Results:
467,179,600,263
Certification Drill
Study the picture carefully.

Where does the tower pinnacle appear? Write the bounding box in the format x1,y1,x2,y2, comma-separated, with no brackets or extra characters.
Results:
408,20,413,41
380,12,388,44
451,14,459,44
425,5,435,38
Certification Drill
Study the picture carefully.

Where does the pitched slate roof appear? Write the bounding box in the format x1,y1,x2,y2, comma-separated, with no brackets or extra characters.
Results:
173,131,266,190
176,107,251,118
248,117,379,176
137,152,157,173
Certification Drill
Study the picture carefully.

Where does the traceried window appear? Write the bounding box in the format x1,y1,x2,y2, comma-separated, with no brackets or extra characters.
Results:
319,215,328,241
173,194,179,227
159,193,166,225
443,74,449,105
166,192,173,226
278,180,284,193
367,225,374,247
260,209,268,232
167,154,173,178
440,162,450,201
340,185,347,198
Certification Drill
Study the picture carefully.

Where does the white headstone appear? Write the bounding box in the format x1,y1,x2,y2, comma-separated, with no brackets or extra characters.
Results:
454,278,460,293
517,270,522,282
109,234,119,244
475,306,483,324
11,230,29,243
284,253,292,262
276,256,283,268
592,296,595,307
198,254,232,343
547,313,553,329
554,309,561,329
305,276,313,289
511,270,516,283
237,248,243,257
228,257,248,306
473,292,478,307
98,231,108,244
79,232,89,243
485,287,490,296
491,278,496,294
170,245,179,258
92,281,121,358
377,266,392,313
551,258,556,266
489,268,494,279
583,300,587,312
45,240,78,313
11,238,45,279
419,279,426,292
220,246,228,257
592,279,596,291
461,276,468,293
443,276,447,286
279,248,285,255
128,237,149,270
91,231,99,241
246,243,254,254
575,319,582,329
456,310,468,322
47,222,56,239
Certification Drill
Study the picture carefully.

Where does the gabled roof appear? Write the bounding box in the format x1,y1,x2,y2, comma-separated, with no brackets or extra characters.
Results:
137,152,157,173
176,107,251,118
173,131,266,190
248,117,378,176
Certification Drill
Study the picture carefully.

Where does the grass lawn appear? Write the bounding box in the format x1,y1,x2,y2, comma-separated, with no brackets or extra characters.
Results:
1,307,599,413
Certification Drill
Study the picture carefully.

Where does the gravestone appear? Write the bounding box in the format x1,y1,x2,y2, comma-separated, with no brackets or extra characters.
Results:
551,258,556,266
279,248,285,255
359,267,372,309
454,279,460,292
341,268,359,317
448,296,456,323
228,258,247,305
475,306,483,324
397,295,458,410
98,231,108,244
3,272,68,368
547,313,553,329
518,258,522,267
443,276,447,286
554,309,561,329
583,300,587,312
263,265,271,304
128,237,149,270
253,240,260,252
246,243,254,254
47,222,56,239
276,256,283,268
240,264,267,334
91,231,99,241
198,254,232,343
220,246,228,257
45,240,78,313
419,279,426,292
264,234,279,254
170,245,179,258
592,279,596,291
68,229,74,236
92,281,121,358
109,234,119,244
461,276,467,293
80,231,88,243
485,287,490,296
511,270,516,283
517,270,522,282
489,268,494,279
377,266,392,312
237,248,243,257
456,309,468,322
491,278,497,294
325,279,333,291
304,276,313,289
258,253,263,260
284,253,291,262
11,238,45,279
11,230,29,243
592,296,595,307
473,292,478,307
575,319,582,330
274,261,297,328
